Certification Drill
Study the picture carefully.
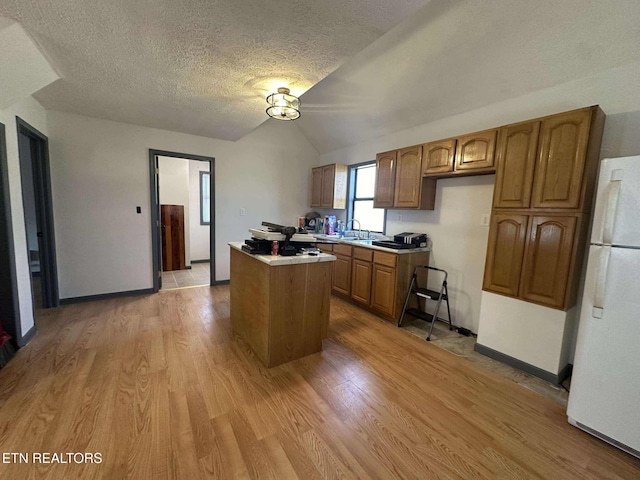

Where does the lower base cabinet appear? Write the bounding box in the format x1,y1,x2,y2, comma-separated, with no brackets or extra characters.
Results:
321,244,429,321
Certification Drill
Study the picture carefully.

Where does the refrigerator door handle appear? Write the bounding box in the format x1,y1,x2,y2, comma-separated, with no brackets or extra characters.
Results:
592,246,611,318
602,169,623,245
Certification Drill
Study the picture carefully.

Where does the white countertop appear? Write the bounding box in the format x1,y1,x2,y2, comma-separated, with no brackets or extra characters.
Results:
229,242,337,266
311,235,431,254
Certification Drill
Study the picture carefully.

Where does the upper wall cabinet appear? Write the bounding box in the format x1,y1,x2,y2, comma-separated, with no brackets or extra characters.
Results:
422,139,456,175
493,121,540,209
373,150,397,208
374,147,436,210
455,128,497,173
531,109,592,209
311,163,348,209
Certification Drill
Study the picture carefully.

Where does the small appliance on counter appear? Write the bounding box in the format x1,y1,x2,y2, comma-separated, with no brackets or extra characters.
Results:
372,232,429,250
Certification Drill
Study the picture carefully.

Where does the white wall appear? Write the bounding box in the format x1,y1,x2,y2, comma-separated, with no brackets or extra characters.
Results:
189,160,210,261
158,156,191,267
317,61,640,339
47,111,318,299
0,96,48,338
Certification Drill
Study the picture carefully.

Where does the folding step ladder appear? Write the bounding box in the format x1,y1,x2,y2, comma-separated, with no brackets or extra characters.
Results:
398,266,452,341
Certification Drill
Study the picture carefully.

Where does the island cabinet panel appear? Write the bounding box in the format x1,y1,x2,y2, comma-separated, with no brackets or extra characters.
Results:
422,139,456,175
371,264,397,317
393,145,423,209
493,121,540,209
531,108,592,209
351,259,373,304
374,150,397,208
482,213,528,297
455,128,497,172
520,215,577,309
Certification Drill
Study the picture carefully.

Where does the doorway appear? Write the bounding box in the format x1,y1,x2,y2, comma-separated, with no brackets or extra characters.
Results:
149,150,215,291
16,117,58,311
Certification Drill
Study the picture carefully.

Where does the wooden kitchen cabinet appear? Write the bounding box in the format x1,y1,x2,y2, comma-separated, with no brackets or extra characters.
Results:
422,138,456,175
331,244,352,296
482,213,528,297
351,259,373,304
531,109,592,209
394,145,424,208
374,150,397,208
483,106,604,310
371,264,397,316
374,148,436,210
455,129,497,173
520,215,578,309
310,163,348,209
493,121,540,209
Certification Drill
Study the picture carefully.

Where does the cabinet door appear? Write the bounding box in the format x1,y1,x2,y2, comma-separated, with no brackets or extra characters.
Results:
482,213,528,297
455,129,497,172
351,260,372,304
422,139,456,175
311,167,323,207
493,121,540,209
531,109,591,209
371,264,397,317
520,215,577,309
321,164,336,208
393,145,423,208
374,150,397,208
332,254,352,296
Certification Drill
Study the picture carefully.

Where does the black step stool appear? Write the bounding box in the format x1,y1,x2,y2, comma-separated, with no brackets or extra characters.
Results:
398,266,452,341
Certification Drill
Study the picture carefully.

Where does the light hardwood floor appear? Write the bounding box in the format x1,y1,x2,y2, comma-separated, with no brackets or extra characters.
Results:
0,285,638,479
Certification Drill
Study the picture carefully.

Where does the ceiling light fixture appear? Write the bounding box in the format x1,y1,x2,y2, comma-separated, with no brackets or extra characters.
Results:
266,87,300,120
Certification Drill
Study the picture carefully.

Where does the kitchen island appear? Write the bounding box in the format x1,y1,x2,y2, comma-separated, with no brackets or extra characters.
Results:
228,242,336,368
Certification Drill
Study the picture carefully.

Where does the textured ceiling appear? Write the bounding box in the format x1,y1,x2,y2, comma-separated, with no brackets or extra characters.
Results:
0,0,430,141
296,0,640,153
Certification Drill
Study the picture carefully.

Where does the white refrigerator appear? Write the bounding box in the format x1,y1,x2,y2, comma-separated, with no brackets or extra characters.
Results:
567,155,640,458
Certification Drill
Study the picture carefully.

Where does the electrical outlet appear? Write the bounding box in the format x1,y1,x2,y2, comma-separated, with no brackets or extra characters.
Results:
480,214,490,226
397,214,403,221
240,208,246,216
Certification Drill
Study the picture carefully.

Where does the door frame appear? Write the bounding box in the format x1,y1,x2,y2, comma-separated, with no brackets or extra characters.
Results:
16,116,59,310
148,149,216,292
0,122,22,346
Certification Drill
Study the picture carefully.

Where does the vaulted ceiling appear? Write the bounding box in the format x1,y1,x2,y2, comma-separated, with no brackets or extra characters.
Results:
1,0,639,154
0,0,430,141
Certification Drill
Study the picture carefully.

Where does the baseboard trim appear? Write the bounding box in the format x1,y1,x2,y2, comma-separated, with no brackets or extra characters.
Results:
191,259,210,264
60,288,155,305
18,325,37,347
212,279,229,286
474,343,572,386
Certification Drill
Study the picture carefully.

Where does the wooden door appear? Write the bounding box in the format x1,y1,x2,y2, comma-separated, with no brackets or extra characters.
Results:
332,254,352,296
483,213,528,297
422,139,456,175
161,204,186,271
374,150,397,208
520,215,577,309
321,164,336,207
371,264,397,317
311,167,323,207
531,108,591,209
455,129,497,172
351,260,372,304
493,121,540,209
393,145,423,208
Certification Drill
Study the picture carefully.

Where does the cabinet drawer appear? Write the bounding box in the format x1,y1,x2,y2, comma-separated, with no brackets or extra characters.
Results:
333,244,353,257
373,251,397,268
353,247,373,262
318,244,334,253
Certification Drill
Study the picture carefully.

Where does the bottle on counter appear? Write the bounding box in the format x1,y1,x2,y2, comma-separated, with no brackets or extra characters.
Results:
271,241,279,256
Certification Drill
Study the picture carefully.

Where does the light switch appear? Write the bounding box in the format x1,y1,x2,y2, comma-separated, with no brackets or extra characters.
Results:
136,206,142,214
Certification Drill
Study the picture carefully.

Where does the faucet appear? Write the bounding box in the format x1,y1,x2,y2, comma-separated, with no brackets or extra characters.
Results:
345,219,361,238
